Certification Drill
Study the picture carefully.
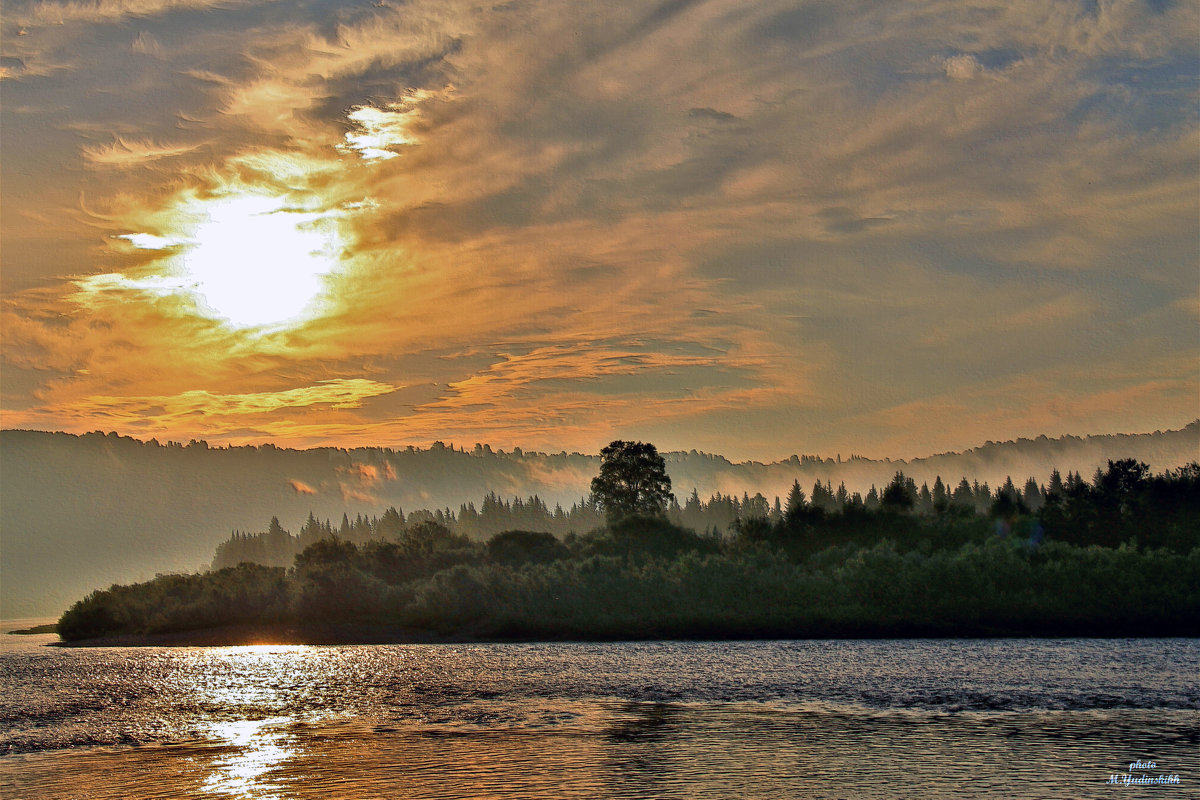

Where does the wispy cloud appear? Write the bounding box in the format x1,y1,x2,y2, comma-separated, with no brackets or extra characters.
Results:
17,379,394,420
2,0,1195,459
82,137,203,167
8,0,269,27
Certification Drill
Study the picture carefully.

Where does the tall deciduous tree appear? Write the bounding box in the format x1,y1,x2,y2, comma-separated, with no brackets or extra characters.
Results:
590,440,674,522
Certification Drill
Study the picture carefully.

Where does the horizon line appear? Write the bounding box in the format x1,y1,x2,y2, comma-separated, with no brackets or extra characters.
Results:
3,419,1196,467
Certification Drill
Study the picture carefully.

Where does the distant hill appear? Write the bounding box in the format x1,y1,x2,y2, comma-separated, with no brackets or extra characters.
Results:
2,423,1196,616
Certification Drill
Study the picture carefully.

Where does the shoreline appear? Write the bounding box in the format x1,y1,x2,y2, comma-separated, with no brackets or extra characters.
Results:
49,621,1200,648
50,623,473,648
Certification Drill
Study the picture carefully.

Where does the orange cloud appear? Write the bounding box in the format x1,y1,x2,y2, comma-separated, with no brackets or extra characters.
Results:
339,485,377,504
2,0,1195,463
82,137,202,167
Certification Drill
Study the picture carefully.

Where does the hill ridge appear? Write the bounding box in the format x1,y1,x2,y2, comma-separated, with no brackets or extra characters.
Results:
2,422,1196,616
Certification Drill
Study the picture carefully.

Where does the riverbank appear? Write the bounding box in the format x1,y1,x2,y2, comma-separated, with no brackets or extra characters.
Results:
50,616,1200,648
50,623,475,648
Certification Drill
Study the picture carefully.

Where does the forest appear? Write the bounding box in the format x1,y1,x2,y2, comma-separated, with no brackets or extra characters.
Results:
57,452,1200,643
6,423,1196,617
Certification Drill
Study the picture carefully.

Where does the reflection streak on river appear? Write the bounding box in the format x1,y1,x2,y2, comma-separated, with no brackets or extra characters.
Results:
0,636,1197,799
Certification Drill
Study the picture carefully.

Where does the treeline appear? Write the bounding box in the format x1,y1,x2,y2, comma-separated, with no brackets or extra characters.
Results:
213,459,1200,569
58,520,1200,643
212,495,604,569
58,459,1200,642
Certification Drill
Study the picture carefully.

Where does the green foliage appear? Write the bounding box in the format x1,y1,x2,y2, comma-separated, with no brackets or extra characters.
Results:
1041,459,1200,551
400,520,469,555
59,532,1200,642
389,538,1200,640
294,537,358,569
58,563,289,641
584,514,718,558
881,472,916,512
487,530,567,563
58,458,1200,642
590,440,674,522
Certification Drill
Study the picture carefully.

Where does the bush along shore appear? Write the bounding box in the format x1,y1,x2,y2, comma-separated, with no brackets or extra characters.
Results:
57,458,1200,644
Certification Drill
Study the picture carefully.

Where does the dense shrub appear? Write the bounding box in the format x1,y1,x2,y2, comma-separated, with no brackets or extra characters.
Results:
58,564,289,641
487,530,567,563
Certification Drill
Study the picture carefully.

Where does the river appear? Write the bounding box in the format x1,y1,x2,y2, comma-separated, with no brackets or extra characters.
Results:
2,622,1196,799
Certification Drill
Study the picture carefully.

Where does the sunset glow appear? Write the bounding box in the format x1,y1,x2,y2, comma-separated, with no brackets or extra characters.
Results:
172,194,341,328
1,0,1195,460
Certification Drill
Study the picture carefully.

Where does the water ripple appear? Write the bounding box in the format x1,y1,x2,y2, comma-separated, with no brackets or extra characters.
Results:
1,638,1197,798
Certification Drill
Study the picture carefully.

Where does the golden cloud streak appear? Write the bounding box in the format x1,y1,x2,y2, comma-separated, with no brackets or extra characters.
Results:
11,0,260,27
3,0,1195,460
76,379,397,416
82,137,204,167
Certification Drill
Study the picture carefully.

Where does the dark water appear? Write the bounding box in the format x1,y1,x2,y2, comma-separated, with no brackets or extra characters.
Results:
1,624,1197,799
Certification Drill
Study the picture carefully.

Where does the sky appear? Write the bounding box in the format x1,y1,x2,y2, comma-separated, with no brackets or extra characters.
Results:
1,0,1196,462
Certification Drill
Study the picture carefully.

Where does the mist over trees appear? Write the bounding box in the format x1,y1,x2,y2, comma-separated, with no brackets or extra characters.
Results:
213,458,1200,571
59,457,1200,643
3,422,1197,615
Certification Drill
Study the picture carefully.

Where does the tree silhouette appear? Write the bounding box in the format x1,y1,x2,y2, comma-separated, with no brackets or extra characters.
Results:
785,479,806,518
1096,458,1150,514
932,476,948,513
881,471,916,512
1022,478,1044,511
590,440,674,522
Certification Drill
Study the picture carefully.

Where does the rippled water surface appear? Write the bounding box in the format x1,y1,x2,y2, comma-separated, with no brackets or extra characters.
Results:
2,625,1197,799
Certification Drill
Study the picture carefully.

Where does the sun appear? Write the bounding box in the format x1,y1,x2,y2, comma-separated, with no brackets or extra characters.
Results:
178,193,341,328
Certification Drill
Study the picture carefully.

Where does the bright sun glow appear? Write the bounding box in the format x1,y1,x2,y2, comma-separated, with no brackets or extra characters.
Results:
178,194,340,328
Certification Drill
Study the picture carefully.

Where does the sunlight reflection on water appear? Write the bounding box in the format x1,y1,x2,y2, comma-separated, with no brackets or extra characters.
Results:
185,647,310,799
2,639,1197,799
202,718,297,799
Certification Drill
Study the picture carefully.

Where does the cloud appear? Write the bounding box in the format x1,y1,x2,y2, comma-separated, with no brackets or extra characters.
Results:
0,373,401,440
835,346,1200,459
338,89,452,161
943,54,984,81
289,479,317,495
1,0,1196,460
339,462,393,487
82,137,203,167
8,0,266,27
0,57,28,80
131,31,164,57
125,379,399,415
112,232,185,250
339,485,377,504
